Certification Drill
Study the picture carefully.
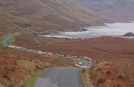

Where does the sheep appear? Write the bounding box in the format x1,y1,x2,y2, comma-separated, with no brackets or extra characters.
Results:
83,66,87,68
75,64,81,68
79,62,82,65
80,66,84,68
8,45,93,69
8,45,12,48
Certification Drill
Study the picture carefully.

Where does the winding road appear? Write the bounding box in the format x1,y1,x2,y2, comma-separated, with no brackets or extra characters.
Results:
1,33,94,87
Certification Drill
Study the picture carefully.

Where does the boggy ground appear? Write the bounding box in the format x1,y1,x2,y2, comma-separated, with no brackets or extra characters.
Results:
16,35,134,87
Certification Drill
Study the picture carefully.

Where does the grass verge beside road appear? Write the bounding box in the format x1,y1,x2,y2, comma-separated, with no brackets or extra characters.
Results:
23,67,52,87
7,32,20,45
80,69,89,87
8,36,15,45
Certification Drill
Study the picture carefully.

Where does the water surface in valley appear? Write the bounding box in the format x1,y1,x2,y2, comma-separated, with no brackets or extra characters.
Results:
43,22,134,39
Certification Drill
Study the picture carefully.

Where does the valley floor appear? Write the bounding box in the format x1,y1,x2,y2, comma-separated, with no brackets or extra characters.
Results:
0,32,134,87
15,34,134,87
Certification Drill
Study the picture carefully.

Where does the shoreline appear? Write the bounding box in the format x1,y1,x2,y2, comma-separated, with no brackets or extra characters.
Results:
40,21,134,39
40,21,133,36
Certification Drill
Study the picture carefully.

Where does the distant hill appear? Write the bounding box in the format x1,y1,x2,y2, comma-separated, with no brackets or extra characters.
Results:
0,0,106,33
74,0,134,21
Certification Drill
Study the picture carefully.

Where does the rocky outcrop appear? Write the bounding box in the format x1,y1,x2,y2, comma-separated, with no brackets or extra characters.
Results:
124,32,134,36
14,22,32,28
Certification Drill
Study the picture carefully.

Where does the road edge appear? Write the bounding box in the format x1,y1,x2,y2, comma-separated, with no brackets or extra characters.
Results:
23,67,52,87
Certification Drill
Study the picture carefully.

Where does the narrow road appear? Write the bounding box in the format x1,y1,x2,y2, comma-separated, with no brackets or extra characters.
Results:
33,67,84,87
1,33,94,87
1,33,18,47
1,33,94,67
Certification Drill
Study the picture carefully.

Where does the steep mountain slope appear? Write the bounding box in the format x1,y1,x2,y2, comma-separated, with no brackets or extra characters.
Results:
0,0,105,33
74,0,134,21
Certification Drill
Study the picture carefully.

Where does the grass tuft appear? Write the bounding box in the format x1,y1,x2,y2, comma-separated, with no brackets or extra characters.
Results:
23,67,51,87
8,37,15,45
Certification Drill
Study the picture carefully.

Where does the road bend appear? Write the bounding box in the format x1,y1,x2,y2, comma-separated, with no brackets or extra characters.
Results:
1,33,94,87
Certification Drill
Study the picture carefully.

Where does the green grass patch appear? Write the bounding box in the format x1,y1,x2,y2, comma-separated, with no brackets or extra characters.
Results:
80,69,89,87
23,67,51,87
8,36,15,45
7,32,21,45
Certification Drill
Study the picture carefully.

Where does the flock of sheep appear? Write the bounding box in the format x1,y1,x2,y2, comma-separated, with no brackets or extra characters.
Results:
8,45,94,68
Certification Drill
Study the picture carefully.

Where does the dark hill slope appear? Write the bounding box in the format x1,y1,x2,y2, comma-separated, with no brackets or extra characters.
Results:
74,0,134,21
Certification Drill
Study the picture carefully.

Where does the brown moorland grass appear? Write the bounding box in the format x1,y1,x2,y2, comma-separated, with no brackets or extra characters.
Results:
0,44,74,87
16,35,134,87
16,35,134,61
91,61,134,87
0,0,106,33
0,0,107,41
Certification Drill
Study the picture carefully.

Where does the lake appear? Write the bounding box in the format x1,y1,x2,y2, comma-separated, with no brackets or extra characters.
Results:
43,22,134,39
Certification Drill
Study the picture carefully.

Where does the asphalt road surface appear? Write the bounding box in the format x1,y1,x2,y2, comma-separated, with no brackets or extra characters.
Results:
33,67,84,87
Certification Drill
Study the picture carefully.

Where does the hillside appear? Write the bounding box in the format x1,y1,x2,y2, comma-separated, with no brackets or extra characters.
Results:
74,0,134,21
1,0,134,87
0,0,102,86
0,0,105,34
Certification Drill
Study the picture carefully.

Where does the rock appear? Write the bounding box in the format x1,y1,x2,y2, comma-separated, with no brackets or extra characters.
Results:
124,32,134,36
14,22,32,28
